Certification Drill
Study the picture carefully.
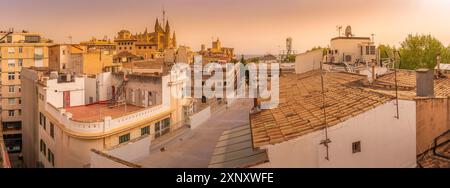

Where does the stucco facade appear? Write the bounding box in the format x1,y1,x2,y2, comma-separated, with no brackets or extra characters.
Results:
0,31,51,153
22,66,188,168
259,100,417,168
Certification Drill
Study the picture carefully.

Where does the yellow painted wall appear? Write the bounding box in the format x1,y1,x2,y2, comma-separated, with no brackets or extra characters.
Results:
82,51,113,75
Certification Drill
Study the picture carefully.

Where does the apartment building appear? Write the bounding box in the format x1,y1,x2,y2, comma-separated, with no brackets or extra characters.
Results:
22,62,188,168
0,30,52,153
49,44,115,76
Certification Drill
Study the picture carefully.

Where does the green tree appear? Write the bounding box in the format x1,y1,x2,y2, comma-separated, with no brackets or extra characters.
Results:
284,54,296,62
440,45,450,65
378,44,395,60
398,34,444,70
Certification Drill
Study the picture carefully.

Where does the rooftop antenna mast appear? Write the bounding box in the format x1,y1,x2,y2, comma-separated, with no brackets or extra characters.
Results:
162,5,166,28
319,60,332,160
393,50,400,119
336,25,342,37
67,35,73,44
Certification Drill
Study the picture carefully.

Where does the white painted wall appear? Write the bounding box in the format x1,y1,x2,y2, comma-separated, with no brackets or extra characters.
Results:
106,136,151,162
262,100,417,168
295,50,323,74
97,72,112,102
90,151,133,168
190,106,211,129
358,66,389,82
328,38,376,63
84,76,97,104
162,75,171,107
45,76,86,108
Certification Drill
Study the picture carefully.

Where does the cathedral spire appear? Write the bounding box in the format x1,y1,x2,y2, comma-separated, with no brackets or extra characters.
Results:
165,20,170,34
155,18,162,32
172,31,177,48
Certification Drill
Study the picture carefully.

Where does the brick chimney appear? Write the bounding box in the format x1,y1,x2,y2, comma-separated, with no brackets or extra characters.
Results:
416,68,434,97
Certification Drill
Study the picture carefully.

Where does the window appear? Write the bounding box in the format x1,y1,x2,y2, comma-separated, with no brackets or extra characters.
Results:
8,47,15,54
8,59,15,67
119,133,130,144
18,109,21,116
352,141,361,154
39,112,46,129
141,126,150,136
8,110,14,117
50,123,55,138
40,139,45,154
18,47,23,53
34,47,43,59
18,59,23,67
345,55,352,62
8,72,15,80
40,139,47,156
366,46,370,55
48,149,55,166
8,98,15,105
370,46,376,55
155,118,171,138
18,99,21,105
9,86,15,93
202,96,207,103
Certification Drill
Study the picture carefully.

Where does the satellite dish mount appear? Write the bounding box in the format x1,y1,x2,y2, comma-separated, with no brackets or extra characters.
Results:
345,26,353,37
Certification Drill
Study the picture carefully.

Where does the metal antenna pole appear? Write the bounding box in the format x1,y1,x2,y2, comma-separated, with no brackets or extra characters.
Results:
319,60,331,160
393,54,400,119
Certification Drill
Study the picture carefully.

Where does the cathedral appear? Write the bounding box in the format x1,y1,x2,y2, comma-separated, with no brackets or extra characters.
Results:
114,18,177,60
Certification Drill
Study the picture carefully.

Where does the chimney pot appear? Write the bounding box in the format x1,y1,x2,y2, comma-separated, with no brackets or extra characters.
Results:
416,68,434,97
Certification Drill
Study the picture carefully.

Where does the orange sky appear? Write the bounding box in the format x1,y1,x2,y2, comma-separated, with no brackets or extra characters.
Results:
2,0,450,54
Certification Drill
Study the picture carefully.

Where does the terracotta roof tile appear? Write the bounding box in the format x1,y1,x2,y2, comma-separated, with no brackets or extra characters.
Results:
373,69,450,98
250,71,393,148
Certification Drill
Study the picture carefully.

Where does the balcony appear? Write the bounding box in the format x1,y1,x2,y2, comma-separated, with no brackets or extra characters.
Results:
44,102,171,136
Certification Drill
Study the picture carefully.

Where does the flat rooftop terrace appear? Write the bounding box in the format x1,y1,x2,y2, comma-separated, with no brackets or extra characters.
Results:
65,103,144,122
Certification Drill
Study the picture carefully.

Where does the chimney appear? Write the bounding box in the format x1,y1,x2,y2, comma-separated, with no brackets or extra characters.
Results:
416,68,434,97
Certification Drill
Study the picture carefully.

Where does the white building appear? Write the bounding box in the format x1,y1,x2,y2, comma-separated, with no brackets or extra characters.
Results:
21,63,189,168
295,49,324,74
245,71,417,168
326,36,377,64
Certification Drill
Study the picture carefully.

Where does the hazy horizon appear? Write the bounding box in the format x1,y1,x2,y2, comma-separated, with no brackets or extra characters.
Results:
2,0,450,54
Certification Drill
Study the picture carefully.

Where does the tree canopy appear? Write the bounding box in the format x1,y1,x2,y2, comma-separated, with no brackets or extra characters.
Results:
379,34,450,70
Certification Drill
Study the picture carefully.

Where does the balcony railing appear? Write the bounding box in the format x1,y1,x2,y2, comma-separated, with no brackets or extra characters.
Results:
44,102,171,135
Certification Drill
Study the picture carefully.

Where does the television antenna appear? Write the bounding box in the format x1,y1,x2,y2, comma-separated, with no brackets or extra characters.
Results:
336,25,342,37
67,35,73,44
319,60,332,160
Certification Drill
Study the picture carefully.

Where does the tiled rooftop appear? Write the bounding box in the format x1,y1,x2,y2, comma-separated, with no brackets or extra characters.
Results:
250,71,393,148
65,103,144,122
374,70,450,98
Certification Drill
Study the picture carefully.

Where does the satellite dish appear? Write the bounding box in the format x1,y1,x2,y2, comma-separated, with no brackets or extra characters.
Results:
345,26,353,37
